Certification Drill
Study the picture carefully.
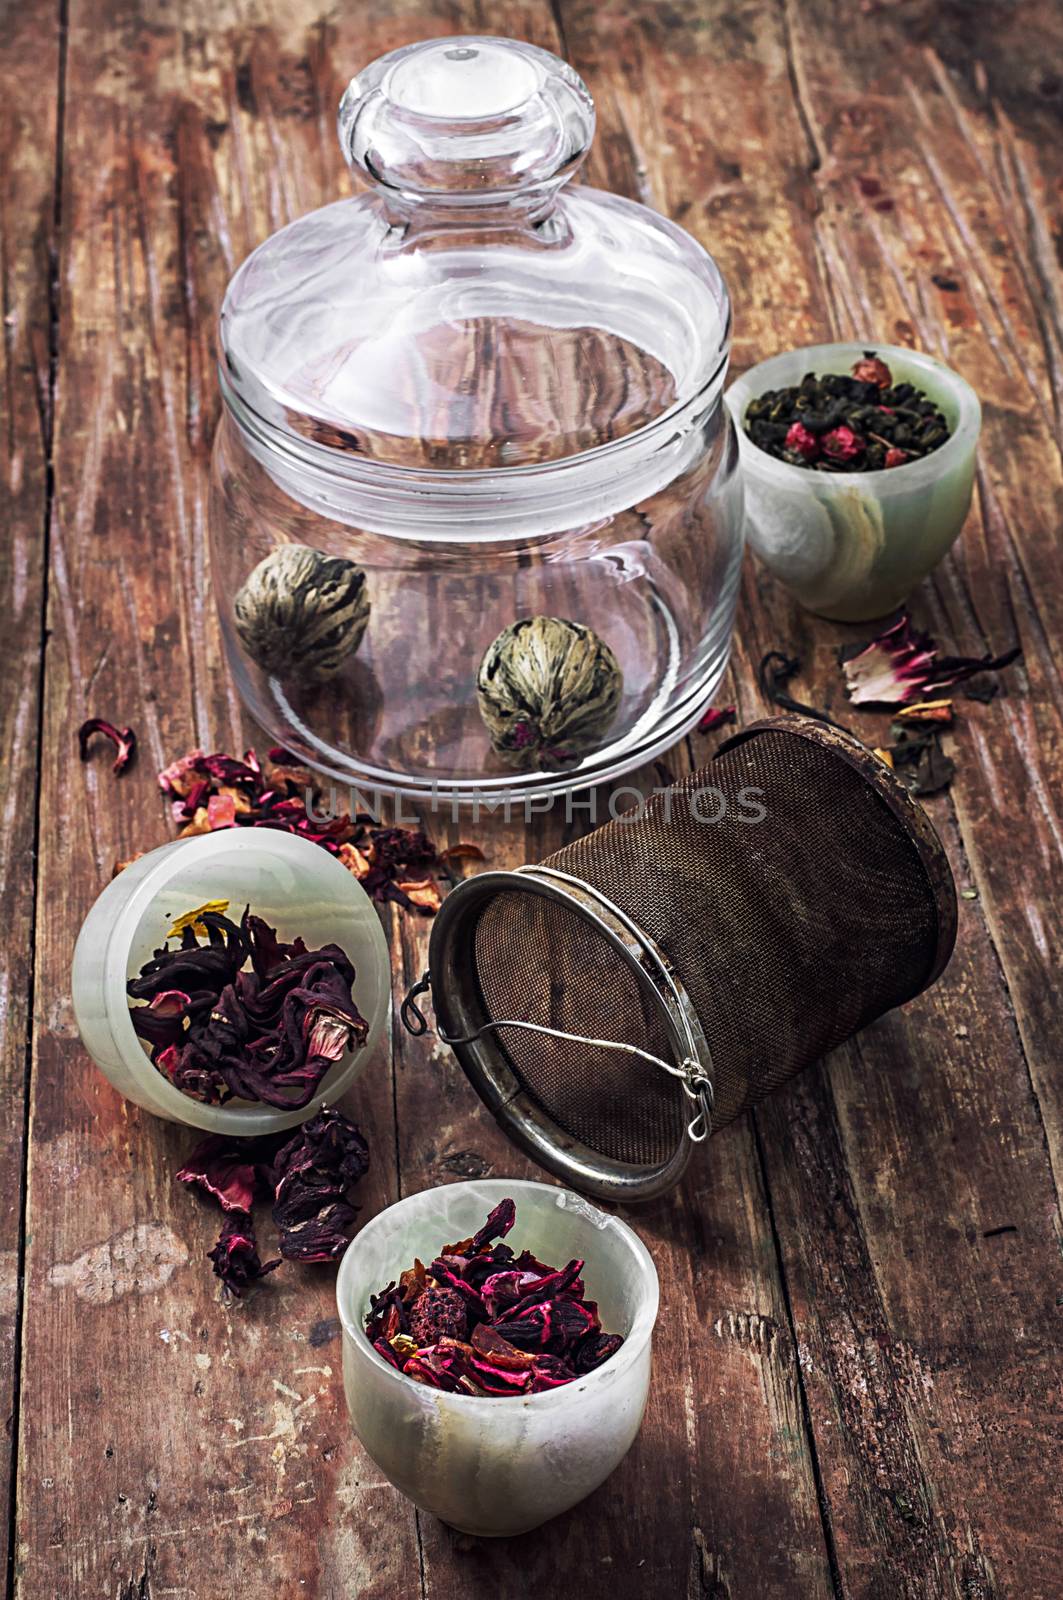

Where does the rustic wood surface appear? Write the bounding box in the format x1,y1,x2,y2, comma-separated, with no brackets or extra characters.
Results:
2,0,1060,1595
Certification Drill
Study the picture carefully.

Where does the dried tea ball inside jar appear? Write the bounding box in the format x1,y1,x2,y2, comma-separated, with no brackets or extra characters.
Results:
477,616,624,769
233,544,370,683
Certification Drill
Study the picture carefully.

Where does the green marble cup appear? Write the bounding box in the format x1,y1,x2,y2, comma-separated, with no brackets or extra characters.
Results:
725,343,981,622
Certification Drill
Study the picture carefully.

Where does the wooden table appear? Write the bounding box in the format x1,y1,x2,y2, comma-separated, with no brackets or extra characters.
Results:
3,1,1060,1595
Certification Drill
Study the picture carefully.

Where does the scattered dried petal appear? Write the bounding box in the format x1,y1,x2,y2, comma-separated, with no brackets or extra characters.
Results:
78,718,137,775
207,1213,280,1298
697,704,737,734
271,1108,369,1262
841,613,1021,707
177,1132,273,1214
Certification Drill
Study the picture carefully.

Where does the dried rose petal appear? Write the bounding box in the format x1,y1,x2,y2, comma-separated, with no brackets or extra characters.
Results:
884,446,907,469
784,421,819,461
851,353,893,388
207,1214,280,1298
78,717,137,775
821,425,864,463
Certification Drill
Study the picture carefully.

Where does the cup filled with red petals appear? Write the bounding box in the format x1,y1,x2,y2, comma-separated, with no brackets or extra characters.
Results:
72,828,390,1133
726,343,981,622
336,1180,659,1537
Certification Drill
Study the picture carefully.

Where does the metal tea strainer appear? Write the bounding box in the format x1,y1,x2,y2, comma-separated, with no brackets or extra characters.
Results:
403,717,957,1201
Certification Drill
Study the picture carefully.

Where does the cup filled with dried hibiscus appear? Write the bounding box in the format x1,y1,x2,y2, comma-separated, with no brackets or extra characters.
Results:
725,342,981,622
72,827,390,1133
336,1180,659,1537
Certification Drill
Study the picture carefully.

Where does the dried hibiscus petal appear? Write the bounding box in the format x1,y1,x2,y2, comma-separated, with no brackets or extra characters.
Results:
177,1132,274,1214
78,717,137,775
494,1296,598,1354
365,1200,625,1395
841,612,1021,707
271,1108,369,1262
574,1332,625,1374
128,909,369,1111
207,1214,280,1299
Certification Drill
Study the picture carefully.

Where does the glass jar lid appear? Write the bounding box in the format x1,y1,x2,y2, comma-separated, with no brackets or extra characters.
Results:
219,36,731,480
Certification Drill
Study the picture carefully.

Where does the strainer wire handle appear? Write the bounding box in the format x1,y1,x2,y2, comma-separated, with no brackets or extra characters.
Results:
401,896,715,1146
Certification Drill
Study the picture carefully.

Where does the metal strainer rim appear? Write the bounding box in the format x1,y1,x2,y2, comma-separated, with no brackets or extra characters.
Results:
426,868,704,1201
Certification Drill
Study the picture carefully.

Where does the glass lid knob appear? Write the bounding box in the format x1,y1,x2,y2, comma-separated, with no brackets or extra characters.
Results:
338,35,595,202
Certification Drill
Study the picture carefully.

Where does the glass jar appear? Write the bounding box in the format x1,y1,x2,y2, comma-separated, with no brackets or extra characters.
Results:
211,35,743,803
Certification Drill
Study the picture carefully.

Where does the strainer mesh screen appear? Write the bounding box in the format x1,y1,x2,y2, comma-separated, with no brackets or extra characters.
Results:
473,727,943,1167
475,892,685,1166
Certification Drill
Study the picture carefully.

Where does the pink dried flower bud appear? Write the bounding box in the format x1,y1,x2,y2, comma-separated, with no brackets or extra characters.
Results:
822,425,864,462
852,353,892,388
784,421,820,461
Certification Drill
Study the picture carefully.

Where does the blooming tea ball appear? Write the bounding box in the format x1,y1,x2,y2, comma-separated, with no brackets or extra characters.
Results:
477,616,623,768
233,544,370,682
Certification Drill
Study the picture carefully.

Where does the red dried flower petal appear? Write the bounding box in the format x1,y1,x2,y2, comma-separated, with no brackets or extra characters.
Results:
271,1109,369,1261
207,1214,280,1298
177,1133,269,1214
207,792,238,829
821,425,864,462
842,612,1022,707
784,421,820,461
851,354,893,388
884,447,907,469
697,704,737,734
78,717,137,775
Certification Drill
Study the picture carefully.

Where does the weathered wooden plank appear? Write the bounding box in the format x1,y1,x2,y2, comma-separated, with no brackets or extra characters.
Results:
0,0,59,1586
687,0,1063,1593
14,2,435,1595
387,786,834,1600
562,1,1063,1595
16,0,1063,1597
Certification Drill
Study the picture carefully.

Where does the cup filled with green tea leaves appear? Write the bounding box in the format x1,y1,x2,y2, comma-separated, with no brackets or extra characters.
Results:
336,1180,659,1536
725,343,981,621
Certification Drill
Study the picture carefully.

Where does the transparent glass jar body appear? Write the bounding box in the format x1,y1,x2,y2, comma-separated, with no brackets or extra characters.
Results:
210,36,744,803
210,399,743,802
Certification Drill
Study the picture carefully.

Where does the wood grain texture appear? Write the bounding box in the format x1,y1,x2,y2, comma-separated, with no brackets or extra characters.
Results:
0,0,59,1587
4,0,1061,1597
